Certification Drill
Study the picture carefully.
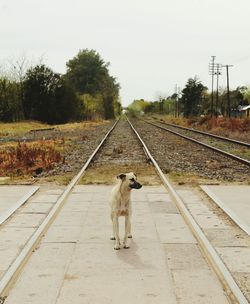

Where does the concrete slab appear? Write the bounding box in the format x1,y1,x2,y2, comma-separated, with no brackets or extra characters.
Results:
44,189,64,195
170,270,229,304
41,225,83,243
20,202,54,214
201,185,250,235
73,184,107,193
139,185,166,193
147,193,172,202
205,228,250,247
6,213,45,228
61,201,90,212
164,244,210,271
149,200,179,214
0,227,35,278
0,227,36,246
178,189,229,229
4,186,230,304
29,194,59,204
164,244,233,302
66,192,93,203
153,214,197,244
5,243,75,304
52,211,87,227
216,247,250,272
0,186,39,225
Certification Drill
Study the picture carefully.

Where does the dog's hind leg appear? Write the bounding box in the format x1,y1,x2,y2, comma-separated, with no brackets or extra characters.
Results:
123,216,131,249
110,213,116,240
113,216,120,250
128,219,132,238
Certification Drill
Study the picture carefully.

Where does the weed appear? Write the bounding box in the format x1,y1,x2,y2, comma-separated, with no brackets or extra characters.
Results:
0,140,62,176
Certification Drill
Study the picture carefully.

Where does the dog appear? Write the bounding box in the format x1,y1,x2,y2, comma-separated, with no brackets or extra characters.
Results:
110,172,142,250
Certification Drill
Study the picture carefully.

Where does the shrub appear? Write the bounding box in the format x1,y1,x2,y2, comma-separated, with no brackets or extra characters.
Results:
0,140,62,176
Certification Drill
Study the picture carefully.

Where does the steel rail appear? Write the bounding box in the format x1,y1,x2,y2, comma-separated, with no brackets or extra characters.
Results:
127,116,248,304
143,119,250,167
0,119,119,297
154,119,250,148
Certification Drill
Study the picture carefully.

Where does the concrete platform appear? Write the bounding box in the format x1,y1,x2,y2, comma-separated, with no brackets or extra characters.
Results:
201,185,250,235
0,186,39,225
0,187,63,281
178,187,250,302
4,185,230,304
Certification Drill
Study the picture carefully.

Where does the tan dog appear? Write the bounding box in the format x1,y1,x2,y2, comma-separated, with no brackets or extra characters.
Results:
110,172,142,250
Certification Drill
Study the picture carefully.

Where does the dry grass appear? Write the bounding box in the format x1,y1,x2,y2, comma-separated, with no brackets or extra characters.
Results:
40,173,75,185
0,140,63,176
56,120,110,132
80,163,161,185
0,121,50,137
168,171,218,186
0,119,110,137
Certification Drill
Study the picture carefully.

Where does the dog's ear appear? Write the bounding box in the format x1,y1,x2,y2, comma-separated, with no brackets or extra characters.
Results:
117,174,126,180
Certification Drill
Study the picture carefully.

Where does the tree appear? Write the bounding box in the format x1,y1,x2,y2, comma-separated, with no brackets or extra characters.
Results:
243,87,250,104
65,49,120,119
127,99,152,115
23,64,77,124
101,75,120,119
181,77,207,117
0,78,20,122
80,94,104,120
65,49,109,95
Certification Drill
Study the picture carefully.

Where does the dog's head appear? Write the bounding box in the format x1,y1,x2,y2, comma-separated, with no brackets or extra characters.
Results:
117,172,142,190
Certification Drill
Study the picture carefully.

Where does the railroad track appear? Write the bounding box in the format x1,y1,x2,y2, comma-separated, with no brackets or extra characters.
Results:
144,119,250,166
0,116,249,303
154,120,250,147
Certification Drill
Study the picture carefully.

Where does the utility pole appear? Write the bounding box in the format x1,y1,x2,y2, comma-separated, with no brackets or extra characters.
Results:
214,64,222,117
175,84,178,118
222,64,233,118
159,95,163,114
209,56,216,116
177,86,181,117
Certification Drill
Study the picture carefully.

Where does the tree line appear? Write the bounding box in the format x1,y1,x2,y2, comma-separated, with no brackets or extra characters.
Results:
0,49,121,124
128,77,250,118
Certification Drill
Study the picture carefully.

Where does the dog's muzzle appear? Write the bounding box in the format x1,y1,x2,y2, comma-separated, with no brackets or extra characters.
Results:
130,181,142,189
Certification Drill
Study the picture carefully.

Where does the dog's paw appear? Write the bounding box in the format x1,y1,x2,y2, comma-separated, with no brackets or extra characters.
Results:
110,236,116,240
128,234,132,239
123,244,130,249
114,245,120,250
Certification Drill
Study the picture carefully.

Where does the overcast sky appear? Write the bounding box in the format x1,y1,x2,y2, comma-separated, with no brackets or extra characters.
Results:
1,0,250,106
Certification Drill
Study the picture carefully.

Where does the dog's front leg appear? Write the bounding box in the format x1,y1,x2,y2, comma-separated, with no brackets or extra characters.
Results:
123,215,131,249
128,217,132,238
113,216,120,250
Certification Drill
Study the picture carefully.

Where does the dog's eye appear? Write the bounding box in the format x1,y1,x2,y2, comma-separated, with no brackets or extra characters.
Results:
130,178,135,182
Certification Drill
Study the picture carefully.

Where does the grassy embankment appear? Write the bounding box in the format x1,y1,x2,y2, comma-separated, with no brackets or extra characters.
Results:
0,120,108,184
